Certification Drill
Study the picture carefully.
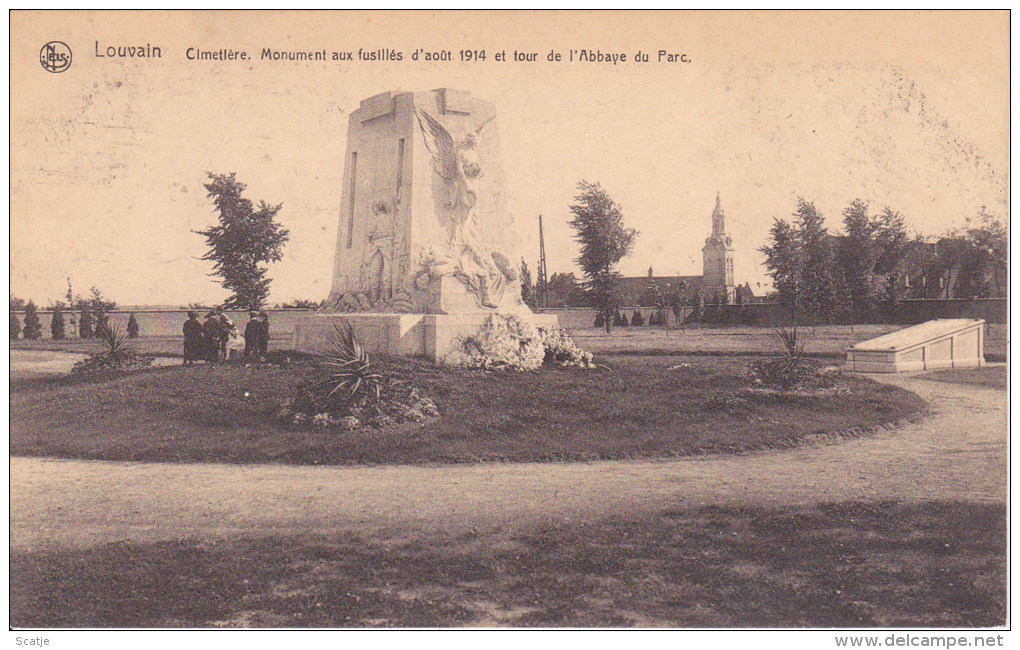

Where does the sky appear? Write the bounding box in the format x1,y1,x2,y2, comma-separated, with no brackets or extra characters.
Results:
9,11,1009,307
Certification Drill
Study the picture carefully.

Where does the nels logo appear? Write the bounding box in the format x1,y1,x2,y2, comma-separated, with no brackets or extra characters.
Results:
40,41,72,73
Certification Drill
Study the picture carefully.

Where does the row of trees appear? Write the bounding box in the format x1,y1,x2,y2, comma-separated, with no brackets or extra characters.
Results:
9,286,136,340
761,198,1007,325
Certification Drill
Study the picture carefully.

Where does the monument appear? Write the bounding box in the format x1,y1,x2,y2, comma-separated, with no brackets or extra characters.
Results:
293,88,556,363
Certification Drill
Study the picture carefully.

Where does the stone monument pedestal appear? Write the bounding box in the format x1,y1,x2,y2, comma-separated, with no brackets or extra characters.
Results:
293,311,559,365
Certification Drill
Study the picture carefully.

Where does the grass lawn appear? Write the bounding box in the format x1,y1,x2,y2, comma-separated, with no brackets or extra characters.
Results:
574,323,1009,361
917,366,1007,391
10,501,1005,628
10,354,925,466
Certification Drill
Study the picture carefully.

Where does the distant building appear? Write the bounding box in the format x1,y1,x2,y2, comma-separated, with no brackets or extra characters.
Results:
616,194,752,306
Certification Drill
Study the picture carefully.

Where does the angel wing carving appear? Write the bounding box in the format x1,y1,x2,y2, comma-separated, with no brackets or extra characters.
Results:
414,105,456,179
414,105,495,179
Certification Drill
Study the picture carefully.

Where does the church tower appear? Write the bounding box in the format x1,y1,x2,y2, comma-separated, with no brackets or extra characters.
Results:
702,193,736,303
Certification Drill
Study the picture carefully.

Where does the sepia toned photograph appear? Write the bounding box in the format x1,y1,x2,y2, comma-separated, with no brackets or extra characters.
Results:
9,10,1008,638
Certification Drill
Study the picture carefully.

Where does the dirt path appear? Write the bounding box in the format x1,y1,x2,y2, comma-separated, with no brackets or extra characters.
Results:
10,372,1006,551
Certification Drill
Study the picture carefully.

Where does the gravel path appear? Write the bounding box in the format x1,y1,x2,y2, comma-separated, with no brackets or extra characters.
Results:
9,372,1006,552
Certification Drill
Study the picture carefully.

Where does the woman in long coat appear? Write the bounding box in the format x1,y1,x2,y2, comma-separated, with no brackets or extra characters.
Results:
182,311,203,366
202,312,221,363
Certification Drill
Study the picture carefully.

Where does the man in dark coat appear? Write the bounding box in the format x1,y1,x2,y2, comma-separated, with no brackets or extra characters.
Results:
257,311,270,358
243,311,260,360
202,311,221,363
182,311,203,366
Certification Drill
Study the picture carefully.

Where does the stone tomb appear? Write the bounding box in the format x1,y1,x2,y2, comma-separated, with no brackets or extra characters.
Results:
293,89,556,363
845,318,986,373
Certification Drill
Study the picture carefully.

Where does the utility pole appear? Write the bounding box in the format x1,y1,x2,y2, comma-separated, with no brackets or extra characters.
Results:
538,215,549,308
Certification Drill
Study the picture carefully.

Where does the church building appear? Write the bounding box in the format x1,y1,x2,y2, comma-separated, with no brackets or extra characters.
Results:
701,192,737,303
615,193,748,306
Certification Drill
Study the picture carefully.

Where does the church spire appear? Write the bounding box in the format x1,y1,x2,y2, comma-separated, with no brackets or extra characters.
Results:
712,192,726,236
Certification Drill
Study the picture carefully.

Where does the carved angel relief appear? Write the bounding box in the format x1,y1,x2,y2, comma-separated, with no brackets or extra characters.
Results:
414,105,516,309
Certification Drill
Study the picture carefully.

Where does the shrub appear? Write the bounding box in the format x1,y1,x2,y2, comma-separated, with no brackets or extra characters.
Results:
594,310,604,328
50,307,65,340
78,305,94,339
127,313,139,338
22,301,42,340
746,357,833,392
10,312,21,339
745,326,831,391
71,323,154,374
309,320,384,407
631,310,644,326
281,319,439,431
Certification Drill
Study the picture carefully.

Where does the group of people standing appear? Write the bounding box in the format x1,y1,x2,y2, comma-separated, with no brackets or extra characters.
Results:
182,310,270,366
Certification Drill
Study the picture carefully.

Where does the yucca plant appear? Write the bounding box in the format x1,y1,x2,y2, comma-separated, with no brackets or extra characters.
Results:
71,322,152,374
773,325,805,359
310,320,385,407
96,321,130,361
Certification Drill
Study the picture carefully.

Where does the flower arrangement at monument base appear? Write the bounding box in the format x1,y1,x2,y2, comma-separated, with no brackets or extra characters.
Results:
458,313,595,371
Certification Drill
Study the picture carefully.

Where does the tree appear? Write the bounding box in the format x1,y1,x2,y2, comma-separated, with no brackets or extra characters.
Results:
874,207,909,275
50,303,66,340
519,258,536,308
547,272,588,307
74,287,116,339
10,312,21,339
638,282,662,308
9,295,25,311
22,300,42,340
78,303,94,338
568,181,637,332
127,313,140,338
962,208,1008,298
195,173,289,311
837,199,880,325
760,217,802,322
795,199,837,324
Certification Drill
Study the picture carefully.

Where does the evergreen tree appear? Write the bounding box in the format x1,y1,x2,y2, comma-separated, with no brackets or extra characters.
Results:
10,312,21,339
22,300,43,340
74,287,115,339
519,258,535,308
78,304,94,338
631,309,644,326
594,310,604,328
50,304,66,340
195,172,290,310
127,313,140,338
